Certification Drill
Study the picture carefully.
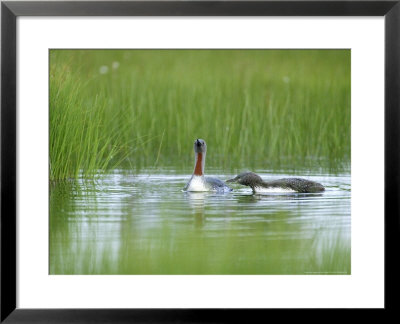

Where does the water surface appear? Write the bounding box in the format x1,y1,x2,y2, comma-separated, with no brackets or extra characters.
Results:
50,169,350,274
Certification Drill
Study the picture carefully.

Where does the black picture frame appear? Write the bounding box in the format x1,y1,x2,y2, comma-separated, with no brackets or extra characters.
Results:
1,1,399,322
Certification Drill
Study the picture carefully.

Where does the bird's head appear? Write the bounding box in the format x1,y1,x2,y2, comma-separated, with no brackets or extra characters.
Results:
194,139,207,154
226,172,263,187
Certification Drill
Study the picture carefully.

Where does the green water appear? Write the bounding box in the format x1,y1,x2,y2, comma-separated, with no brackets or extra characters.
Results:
49,169,350,275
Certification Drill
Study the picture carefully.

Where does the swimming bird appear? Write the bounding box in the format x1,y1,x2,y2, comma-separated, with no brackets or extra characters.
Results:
184,139,232,192
226,171,325,194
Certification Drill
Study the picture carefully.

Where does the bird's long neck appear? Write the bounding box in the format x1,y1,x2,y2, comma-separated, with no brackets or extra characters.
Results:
193,152,206,176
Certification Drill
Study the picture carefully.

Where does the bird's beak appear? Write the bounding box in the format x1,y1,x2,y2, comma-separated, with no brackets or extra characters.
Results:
226,177,238,183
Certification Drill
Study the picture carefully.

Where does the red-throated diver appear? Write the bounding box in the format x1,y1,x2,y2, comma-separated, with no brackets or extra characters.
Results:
184,139,232,192
227,171,325,194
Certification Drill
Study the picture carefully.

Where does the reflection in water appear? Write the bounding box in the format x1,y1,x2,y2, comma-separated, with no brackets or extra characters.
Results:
185,192,207,229
50,169,351,275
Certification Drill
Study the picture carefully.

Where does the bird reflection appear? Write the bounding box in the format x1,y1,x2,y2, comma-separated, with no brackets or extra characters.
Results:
185,191,207,228
233,192,324,203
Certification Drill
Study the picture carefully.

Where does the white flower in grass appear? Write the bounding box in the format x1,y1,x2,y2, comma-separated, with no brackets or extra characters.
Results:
99,65,109,74
112,61,120,70
283,76,290,83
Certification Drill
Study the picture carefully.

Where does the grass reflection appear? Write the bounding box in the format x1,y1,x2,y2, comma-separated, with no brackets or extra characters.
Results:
50,174,350,275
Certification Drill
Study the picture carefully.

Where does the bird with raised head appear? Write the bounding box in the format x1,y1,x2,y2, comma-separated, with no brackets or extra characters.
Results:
184,139,232,192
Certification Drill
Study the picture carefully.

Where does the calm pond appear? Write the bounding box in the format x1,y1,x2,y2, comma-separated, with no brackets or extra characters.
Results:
50,169,351,275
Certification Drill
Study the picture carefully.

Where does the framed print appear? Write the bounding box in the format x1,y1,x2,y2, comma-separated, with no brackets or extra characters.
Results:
1,0,399,322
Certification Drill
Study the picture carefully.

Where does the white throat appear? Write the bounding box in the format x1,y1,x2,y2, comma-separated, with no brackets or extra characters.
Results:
186,175,209,192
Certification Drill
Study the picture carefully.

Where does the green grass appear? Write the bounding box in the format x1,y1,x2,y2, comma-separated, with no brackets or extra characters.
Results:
50,49,350,180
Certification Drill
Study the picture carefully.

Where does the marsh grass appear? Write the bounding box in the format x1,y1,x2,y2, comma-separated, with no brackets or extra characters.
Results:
50,50,350,180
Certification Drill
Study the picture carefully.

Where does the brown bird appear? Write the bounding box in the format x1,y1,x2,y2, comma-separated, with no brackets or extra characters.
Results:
227,171,325,194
